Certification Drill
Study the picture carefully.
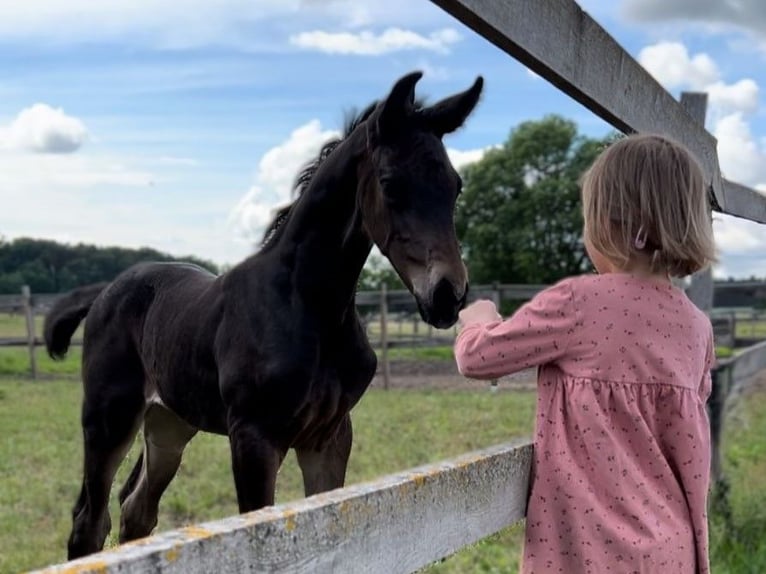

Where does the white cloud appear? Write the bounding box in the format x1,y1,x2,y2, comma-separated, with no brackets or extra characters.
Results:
638,42,719,90
714,112,766,186
297,0,453,29
638,42,761,120
636,41,766,274
0,103,88,153
636,41,765,186
712,213,766,278
289,27,460,56
706,79,760,115
447,146,495,171
229,120,340,241
714,215,766,253
229,121,494,243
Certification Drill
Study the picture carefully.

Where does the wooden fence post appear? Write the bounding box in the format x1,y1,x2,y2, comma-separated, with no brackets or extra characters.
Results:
679,91,729,510
380,284,390,390
21,285,37,380
680,92,714,314
491,282,501,309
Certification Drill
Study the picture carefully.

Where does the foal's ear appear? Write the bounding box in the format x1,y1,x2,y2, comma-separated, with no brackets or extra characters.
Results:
421,76,484,136
376,71,423,141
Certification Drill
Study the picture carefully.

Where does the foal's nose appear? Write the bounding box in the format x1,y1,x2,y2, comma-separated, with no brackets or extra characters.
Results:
427,277,467,328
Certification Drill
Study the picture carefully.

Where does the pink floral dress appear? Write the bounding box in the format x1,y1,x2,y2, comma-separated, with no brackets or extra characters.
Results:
455,274,714,574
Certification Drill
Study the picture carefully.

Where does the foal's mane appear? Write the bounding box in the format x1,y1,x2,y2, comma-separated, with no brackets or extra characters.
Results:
260,102,379,248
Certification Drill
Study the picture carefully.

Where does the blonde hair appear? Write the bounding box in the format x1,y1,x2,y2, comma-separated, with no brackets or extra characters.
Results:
581,133,716,277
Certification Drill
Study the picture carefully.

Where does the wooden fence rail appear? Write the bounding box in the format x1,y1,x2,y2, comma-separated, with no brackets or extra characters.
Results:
31,441,534,574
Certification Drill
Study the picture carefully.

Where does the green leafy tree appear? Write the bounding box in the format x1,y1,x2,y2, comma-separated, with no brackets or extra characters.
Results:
456,115,613,284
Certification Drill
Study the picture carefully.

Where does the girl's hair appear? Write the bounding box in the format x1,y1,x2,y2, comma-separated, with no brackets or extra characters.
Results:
581,133,717,277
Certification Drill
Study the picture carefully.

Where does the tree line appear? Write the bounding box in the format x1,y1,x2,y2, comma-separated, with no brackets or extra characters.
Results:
0,238,218,295
4,115,615,295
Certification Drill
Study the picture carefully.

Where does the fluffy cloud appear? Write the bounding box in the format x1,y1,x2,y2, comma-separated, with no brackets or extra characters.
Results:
229,120,340,241
637,40,766,277
230,120,492,242
297,0,453,29
1,103,88,153
637,42,718,90
447,146,494,170
637,42,766,187
714,112,766,185
638,42,759,115
289,27,460,56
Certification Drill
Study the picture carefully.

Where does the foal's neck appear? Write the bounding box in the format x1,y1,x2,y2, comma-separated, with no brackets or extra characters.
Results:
274,126,373,316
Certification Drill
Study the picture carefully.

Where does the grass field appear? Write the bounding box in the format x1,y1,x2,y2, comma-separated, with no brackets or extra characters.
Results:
0,379,764,573
0,380,536,573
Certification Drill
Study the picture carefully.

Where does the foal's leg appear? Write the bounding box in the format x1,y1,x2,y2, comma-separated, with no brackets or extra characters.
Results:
227,416,287,512
68,376,144,559
120,404,197,542
295,414,353,496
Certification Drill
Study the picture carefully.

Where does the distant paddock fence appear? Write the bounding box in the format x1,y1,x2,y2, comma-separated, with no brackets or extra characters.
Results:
3,284,766,383
0,283,544,382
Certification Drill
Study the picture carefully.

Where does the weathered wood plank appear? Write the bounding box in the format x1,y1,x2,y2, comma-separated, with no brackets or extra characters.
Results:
721,179,766,224
729,340,766,394
0,337,82,348
680,92,715,312
32,441,534,574
429,0,766,221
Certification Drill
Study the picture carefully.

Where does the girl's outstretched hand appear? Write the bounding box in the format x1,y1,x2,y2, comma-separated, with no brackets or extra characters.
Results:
458,299,502,328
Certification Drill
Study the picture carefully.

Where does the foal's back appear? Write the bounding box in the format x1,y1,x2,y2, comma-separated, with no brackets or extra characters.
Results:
83,261,227,430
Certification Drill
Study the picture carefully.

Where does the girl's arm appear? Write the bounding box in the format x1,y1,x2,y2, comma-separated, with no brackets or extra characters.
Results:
454,279,578,380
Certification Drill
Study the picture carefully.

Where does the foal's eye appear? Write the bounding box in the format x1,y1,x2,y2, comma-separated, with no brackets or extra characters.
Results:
379,177,408,207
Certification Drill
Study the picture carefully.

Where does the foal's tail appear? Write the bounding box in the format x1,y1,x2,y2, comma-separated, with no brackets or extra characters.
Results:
44,282,109,359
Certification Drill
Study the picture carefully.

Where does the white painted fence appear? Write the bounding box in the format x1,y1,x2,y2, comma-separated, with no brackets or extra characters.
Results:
31,441,533,574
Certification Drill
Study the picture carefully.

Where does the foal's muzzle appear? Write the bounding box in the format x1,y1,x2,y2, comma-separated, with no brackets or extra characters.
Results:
416,278,468,329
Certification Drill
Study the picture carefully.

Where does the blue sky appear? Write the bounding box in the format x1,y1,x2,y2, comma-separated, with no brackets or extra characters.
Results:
0,0,765,278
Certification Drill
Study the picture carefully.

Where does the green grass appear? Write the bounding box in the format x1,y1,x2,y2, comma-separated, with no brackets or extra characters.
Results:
383,345,455,361
708,391,766,574
1,379,764,574
735,319,766,339
0,380,535,573
0,314,45,338
0,348,82,378
0,313,82,378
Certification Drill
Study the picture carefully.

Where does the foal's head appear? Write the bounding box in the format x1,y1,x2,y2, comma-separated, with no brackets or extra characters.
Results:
361,71,483,328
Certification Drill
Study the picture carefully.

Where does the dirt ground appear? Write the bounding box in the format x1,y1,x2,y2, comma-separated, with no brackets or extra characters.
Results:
369,359,538,391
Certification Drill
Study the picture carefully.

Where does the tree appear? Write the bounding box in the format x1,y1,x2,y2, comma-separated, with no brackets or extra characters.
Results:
456,115,613,284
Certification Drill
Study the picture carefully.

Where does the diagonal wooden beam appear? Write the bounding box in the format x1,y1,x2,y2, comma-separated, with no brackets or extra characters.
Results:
429,0,766,222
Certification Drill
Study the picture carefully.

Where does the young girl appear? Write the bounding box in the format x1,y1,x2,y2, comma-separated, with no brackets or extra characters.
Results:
455,134,716,574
